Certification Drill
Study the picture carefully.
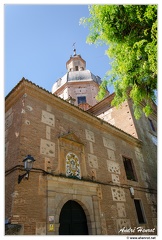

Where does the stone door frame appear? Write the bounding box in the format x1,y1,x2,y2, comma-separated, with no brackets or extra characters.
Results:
47,176,102,235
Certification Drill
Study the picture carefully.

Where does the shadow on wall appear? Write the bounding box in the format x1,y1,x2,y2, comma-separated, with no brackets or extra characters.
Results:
5,224,23,235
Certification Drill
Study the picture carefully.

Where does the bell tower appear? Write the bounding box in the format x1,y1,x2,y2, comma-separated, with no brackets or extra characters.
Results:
52,47,109,110
66,44,86,72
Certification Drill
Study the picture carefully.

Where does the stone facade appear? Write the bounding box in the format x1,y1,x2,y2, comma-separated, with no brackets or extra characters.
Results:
5,79,157,235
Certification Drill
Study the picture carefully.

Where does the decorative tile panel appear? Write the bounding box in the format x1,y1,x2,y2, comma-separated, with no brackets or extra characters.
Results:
66,152,81,179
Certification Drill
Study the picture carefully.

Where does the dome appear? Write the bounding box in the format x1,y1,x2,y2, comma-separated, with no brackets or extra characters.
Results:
52,69,101,93
68,70,101,83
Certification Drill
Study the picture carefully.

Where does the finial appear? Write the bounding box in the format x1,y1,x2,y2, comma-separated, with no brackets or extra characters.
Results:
72,42,76,56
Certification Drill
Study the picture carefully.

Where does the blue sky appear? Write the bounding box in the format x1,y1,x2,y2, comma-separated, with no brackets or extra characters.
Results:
4,4,113,96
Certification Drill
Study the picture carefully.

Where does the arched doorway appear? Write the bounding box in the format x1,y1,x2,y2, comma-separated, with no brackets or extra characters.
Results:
59,200,88,235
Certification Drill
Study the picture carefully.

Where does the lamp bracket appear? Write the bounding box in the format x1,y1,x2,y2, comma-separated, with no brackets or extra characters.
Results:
18,171,29,184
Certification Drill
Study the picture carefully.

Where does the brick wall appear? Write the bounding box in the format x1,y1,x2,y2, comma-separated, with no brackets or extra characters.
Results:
5,94,25,218
55,81,100,107
5,80,157,235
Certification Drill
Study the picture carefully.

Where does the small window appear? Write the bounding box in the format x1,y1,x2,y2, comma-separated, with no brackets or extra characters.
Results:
134,199,146,224
148,118,155,132
75,66,78,71
77,96,86,105
123,156,137,181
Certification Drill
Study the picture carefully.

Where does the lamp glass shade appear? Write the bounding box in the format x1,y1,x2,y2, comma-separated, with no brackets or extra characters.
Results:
23,155,35,171
130,187,134,196
24,160,33,171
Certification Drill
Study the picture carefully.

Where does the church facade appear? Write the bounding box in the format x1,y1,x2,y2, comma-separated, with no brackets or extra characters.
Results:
5,52,157,235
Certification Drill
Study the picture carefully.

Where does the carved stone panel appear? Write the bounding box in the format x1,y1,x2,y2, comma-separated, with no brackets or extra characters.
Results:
116,219,131,233
107,160,120,174
41,110,55,127
107,149,116,161
46,126,51,140
103,136,116,150
40,139,55,157
111,187,126,202
58,133,87,178
117,203,126,218
85,129,95,143
88,154,98,169
112,174,120,184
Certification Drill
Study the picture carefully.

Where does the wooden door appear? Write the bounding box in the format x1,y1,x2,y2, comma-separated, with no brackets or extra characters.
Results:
59,200,88,235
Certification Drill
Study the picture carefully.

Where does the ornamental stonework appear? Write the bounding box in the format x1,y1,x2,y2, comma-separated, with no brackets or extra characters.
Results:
66,152,81,179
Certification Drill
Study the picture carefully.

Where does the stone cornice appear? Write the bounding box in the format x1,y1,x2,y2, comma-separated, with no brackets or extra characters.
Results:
5,79,142,147
87,93,115,115
88,93,157,119
53,79,99,95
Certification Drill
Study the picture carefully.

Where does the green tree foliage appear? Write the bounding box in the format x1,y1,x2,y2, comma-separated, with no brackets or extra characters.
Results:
80,5,157,119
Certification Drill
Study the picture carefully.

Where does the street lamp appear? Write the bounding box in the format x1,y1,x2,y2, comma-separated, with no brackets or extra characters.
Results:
130,187,135,198
18,155,35,184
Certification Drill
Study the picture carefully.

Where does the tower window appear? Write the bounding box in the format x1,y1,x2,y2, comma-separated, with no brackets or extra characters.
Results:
77,96,86,105
123,156,137,181
75,66,78,71
134,199,146,224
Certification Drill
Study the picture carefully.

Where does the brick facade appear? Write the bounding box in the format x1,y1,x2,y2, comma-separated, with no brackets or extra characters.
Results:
5,79,157,235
